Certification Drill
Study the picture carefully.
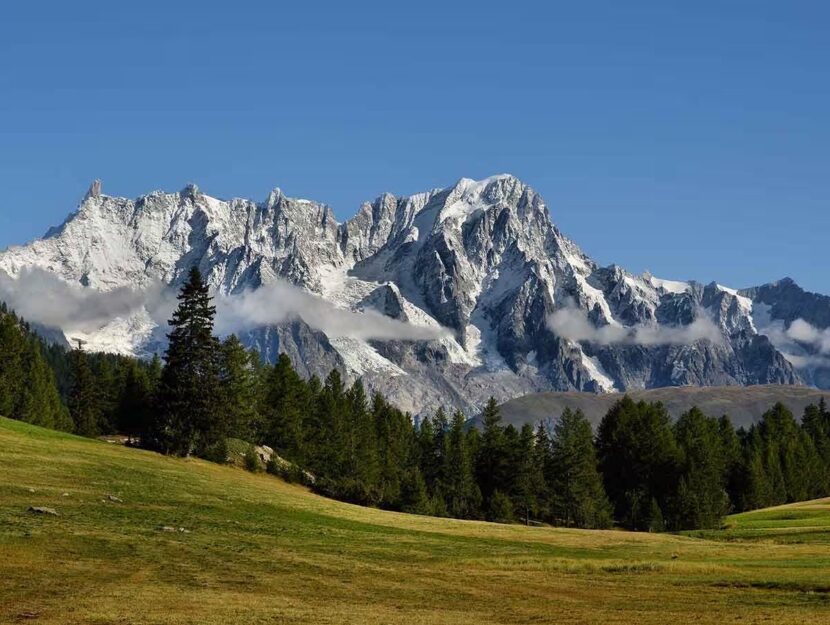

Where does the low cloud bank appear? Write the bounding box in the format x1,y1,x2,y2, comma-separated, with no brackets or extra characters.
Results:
547,304,723,347
0,269,448,343
0,268,155,332
215,281,449,342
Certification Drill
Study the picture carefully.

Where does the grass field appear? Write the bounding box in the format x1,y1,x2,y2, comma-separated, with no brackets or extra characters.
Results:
1,417,829,624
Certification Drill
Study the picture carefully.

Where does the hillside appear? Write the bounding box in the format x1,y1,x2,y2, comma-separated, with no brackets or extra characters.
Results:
497,384,829,430
1,417,828,624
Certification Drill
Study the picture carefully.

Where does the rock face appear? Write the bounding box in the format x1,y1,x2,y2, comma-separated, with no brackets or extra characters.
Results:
0,174,827,415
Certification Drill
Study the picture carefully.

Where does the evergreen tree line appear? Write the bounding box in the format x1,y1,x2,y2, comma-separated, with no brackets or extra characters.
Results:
595,397,830,531
0,302,70,431
0,302,163,437
2,270,830,531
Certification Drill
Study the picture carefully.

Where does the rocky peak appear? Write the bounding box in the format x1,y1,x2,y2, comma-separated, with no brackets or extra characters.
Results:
1,174,825,416
84,179,102,201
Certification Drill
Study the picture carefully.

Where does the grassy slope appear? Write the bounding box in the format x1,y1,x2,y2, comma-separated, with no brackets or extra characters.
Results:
1,418,828,625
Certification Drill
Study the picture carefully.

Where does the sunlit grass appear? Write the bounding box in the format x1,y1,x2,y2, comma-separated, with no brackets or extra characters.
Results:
1,417,828,624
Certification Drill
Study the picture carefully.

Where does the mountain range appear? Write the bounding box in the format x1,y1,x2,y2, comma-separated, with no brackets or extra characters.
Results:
1,174,829,415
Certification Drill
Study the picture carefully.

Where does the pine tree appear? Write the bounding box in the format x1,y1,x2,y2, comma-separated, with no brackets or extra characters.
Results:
344,380,380,502
16,336,72,430
68,346,101,437
152,268,224,459
533,422,554,521
431,408,450,490
442,409,482,519
306,369,347,478
740,428,773,510
670,408,730,530
416,414,437,492
399,467,431,515
476,396,509,514
117,360,154,444
718,415,743,511
596,397,680,530
262,353,305,461
0,312,26,418
756,403,824,503
94,356,121,433
801,402,830,495
373,392,413,508
549,409,612,529
218,335,261,442
512,423,546,525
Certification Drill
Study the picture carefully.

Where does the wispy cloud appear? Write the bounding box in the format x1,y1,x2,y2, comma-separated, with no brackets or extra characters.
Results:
547,304,723,346
785,318,830,354
0,268,449,343
753,305,830,370
0,268,155,332
215,281,449,342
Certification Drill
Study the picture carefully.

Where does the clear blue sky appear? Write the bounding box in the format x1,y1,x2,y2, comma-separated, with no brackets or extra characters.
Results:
1,1,828,292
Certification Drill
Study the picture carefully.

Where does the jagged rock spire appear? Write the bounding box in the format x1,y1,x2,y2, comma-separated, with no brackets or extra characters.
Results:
84,179,102,201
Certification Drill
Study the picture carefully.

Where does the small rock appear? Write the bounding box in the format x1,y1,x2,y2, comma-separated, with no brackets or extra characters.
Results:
178,527,191,534
27,488,36,493
106,494,123,503
16,611,39,619
61,492,70,497
28,506,58,516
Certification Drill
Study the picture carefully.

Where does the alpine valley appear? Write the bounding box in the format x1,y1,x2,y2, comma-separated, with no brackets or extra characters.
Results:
2,174,829,415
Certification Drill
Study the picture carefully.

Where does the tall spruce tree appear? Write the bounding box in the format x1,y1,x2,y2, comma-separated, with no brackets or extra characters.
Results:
344,380,380,502
0,308,71,430
512,423,547,525
262,353,305,461
670,408,730,530
740,427,773,510
117,360,154,444
801,401,830,495
442,409,482,519
549,408,612,529
533,422,554,521
17,335,72,431
718,415,743,511
476,396,509,516
68,346,101,437
373,392,413,508
218,335,261,442
0,311,25,418
758,403,824,502
152,268,224,459
596,397,680,530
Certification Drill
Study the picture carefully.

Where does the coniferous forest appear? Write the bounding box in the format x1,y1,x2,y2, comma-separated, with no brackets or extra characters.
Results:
2,269,830,531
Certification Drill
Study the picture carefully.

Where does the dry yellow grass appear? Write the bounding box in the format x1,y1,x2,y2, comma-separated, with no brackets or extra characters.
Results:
1,417,828,624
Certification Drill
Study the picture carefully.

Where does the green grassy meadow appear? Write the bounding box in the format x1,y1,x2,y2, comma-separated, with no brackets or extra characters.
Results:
1,417,828,624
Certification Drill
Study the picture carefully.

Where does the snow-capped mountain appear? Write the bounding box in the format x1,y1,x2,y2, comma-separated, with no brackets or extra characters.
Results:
1,175,827,414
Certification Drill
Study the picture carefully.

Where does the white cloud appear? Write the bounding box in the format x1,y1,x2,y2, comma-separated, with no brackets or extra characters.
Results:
547,304,723,347
753,309,830,371
215,280,449,342
0,269,448,344
750,303,830,370
0,268,155,332
786,318,830,354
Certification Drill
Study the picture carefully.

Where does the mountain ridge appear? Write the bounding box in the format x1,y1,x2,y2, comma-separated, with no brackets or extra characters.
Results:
1,174,828,415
